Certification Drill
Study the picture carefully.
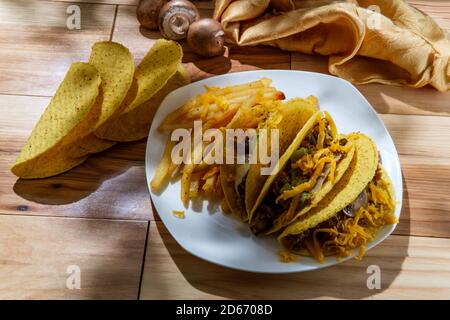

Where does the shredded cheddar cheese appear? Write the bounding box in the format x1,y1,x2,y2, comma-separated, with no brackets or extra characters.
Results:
202,166,219,180
329,141,352,153
285,194,301,223
317,116,326,150
201,102,209,120
296,154,314,173
172,210,185,219
302,171,397,262
277,156,336,201
278,114,344,203
279,250,298,263
312,148,330,162
324,111,337,142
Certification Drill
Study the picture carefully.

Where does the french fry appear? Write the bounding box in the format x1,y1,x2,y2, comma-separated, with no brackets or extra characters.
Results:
202,174,217,194
158,87,282,131
221,197,231,214
189,172,201,198
214,173,224,197
221,87,273,101
205,78,269,96
150,139,176,191
151,78,286,207
202,166,219,180
181,163,194,205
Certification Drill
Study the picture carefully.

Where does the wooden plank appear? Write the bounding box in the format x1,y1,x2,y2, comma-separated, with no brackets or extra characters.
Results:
140,222,450,300
112,5,290,82
380,114,450,166
109,5,160,59
0,0,115,96
0,215,148,299
45,0,214,8
0,94,153,221
380,114,450,238
399,164,450,238
43,0,450,27
48,0,138,5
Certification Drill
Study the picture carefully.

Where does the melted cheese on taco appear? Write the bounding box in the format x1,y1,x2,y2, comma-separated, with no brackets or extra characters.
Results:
249,112,354,235
281,166,397,262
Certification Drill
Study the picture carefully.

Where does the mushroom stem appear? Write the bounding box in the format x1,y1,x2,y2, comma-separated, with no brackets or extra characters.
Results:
158,0,200,40
170,15,190,36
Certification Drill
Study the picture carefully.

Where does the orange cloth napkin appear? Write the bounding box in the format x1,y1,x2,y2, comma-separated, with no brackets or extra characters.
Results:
214,0,450,91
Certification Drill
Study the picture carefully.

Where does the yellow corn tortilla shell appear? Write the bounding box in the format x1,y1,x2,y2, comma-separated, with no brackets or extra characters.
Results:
14,152,89,180
65,134,116,158
245,102,318,218
96,65,190,142
278,133,380,241
220,164,249,221
67,41,135,157
95,39,183,140
11,62,101,179
89,41,135,129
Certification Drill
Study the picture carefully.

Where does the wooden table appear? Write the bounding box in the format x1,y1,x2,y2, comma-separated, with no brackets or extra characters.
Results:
0,0,449,300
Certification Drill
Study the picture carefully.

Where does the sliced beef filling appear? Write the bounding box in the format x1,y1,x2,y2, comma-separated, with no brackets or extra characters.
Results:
234,173,247,213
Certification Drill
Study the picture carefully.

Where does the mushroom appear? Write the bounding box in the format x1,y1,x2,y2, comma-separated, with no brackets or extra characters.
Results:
187,18,225,57
136,0,167,30
158,0,199,40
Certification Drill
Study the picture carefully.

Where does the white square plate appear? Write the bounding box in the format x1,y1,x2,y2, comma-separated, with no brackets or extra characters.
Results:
146,70,402,273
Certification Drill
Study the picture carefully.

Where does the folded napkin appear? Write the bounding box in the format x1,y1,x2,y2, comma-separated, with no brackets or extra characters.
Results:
214,0,450,91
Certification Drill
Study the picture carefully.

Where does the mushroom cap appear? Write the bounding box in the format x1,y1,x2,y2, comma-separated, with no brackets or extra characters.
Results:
187,18,225,57
136,0,166,30
158,0,200,40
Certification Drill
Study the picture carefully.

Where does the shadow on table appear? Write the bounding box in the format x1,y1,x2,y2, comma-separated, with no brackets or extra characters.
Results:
182,44,292,82
156,174,411,299
13,140,147,205
11,141,149,298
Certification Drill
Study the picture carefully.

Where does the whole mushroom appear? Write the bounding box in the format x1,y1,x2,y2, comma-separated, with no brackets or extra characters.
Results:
187,18,225,57
158,0,200,40
136,0,167,30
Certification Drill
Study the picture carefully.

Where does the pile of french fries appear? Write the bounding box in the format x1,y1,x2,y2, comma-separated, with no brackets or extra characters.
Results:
151,78,285,206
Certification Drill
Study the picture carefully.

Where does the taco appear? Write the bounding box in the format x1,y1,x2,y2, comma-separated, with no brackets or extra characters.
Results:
249,111,355,235
221,97,319,221
279,133,397,262
220,103,273,221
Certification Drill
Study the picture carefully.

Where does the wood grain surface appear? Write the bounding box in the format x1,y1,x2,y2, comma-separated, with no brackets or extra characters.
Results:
0,214,148,299
0,0,448,299
140,222,450,300
0,0,115,96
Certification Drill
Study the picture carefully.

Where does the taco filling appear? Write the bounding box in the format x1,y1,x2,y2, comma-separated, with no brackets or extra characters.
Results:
222,162,250,219
250,112,352,235
281,166,397,262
